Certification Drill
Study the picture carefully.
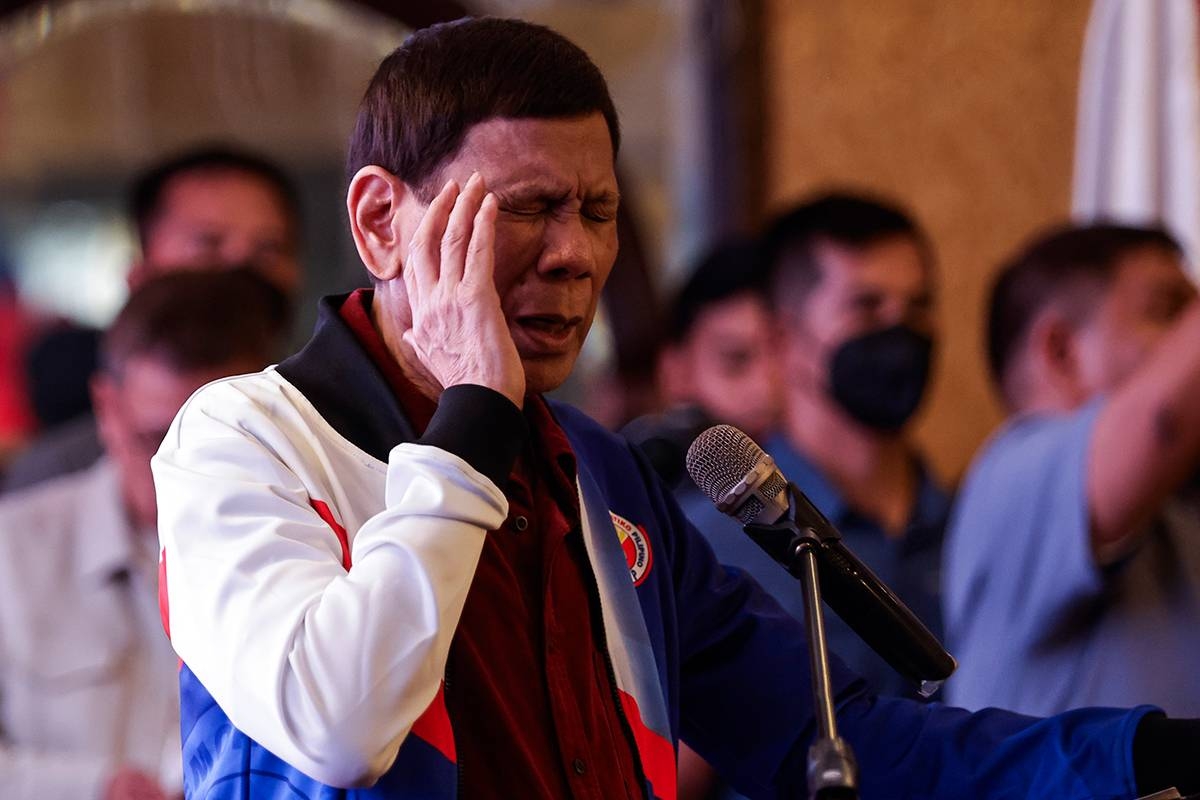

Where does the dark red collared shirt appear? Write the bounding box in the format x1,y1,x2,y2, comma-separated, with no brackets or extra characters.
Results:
339,290,645,799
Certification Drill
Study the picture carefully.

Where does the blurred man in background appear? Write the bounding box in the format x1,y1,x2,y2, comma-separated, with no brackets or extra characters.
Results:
2,146,301,493
655,239,780,440
945,223,1200,717
0,270,283,800
679,192,948,701
126,146,303,295
624,239,780,488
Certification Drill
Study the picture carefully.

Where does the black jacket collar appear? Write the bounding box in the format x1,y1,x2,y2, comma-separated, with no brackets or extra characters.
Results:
277,294,418,463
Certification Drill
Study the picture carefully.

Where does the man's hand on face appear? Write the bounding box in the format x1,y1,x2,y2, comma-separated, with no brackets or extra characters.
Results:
401,172,527,408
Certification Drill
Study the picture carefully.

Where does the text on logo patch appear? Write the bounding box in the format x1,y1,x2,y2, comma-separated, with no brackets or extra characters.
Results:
611,511,653,586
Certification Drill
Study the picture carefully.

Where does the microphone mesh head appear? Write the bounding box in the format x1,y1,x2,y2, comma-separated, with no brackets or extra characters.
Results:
686,425,787,524
753,470,788,524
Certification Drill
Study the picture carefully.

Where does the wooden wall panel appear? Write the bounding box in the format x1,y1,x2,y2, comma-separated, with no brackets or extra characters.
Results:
763,0,1093,482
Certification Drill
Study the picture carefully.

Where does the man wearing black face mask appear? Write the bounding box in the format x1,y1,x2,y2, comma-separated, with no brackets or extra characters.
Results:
677,191,947,705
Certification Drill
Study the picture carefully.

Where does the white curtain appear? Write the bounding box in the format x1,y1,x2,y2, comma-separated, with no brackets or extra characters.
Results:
1072,0,1200,271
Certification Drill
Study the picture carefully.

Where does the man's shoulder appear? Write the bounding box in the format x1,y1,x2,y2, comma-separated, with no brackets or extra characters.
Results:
950,403,1102,554
968,402,1103,486
0,461,115,578
165,367,370,472
1,414,103,494
0,458,102,526
182,366,289,406
172,367,313,434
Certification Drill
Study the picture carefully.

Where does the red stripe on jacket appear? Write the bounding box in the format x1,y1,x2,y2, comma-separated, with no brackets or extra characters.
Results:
158,548,170,638
410,683,457,762
159,549,183,671
620,692,678,800
309,498,351,570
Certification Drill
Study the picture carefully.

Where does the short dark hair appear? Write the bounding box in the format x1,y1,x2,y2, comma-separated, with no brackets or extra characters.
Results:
763,191,929,309
129,145,300,247
346,17,620,201
986,223,1182,389
668,238,768,343
101,268,291,379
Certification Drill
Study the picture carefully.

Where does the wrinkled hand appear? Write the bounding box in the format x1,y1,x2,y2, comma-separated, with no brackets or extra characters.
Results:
402,173,526,408
104,767,169,800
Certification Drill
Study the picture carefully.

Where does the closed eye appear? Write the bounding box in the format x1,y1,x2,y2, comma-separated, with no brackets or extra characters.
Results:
497,189,619,224
500,203,548,218
582,198,618,223
582,208,616,223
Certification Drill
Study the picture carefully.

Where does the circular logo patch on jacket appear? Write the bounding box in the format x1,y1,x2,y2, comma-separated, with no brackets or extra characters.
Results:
611,511,653,586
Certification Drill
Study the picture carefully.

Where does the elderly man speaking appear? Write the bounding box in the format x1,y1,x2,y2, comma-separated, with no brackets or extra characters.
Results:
153,16,1200,800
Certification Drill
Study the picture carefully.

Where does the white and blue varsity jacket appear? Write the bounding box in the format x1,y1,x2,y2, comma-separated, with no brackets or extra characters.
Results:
153,295,1156,800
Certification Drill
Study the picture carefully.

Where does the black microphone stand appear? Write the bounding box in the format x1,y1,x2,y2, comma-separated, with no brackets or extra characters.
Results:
743,484,1194,800
745,483,858,800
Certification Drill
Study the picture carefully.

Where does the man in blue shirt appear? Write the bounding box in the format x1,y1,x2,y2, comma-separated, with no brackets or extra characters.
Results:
679,192,948,702
945,223,1200,717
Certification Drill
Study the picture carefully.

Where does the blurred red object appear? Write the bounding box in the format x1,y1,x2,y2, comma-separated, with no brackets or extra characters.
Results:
0,281,37,455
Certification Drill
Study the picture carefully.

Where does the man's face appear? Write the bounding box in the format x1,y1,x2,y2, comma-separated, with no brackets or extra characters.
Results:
409,114,620,394
93,355,263,529
781,235,935,394
139,170,301,294
1072,246,1196,397
664,292,780,437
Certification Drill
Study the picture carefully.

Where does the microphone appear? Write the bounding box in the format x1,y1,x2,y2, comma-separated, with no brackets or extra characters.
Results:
685,424,956,690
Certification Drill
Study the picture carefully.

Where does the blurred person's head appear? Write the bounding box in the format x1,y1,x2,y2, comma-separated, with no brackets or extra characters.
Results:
92,268,288,530
345,17,620,394
128,146,302,294
988,223,1194,414
657,239,779,438
766,191,936,434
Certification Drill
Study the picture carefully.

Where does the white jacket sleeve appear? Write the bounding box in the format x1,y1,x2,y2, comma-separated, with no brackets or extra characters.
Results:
153,380,509,788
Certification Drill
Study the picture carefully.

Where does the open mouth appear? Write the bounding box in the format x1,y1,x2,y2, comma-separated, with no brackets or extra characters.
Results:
515,314,583,351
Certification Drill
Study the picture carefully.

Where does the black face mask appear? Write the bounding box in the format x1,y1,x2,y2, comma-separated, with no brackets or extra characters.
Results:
828,325,934,432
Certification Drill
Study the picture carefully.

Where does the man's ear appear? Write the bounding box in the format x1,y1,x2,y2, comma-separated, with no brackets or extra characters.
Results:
1025,309,1082,398
346,166,420,282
